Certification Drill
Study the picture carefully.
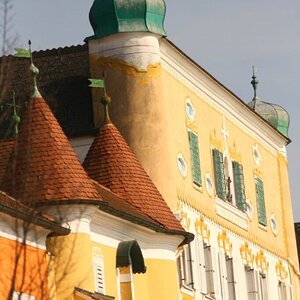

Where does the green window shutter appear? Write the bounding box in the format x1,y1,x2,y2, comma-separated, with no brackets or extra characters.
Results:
188,131,202,187
232,161,246,212
212,149,226,200
255,178,267,226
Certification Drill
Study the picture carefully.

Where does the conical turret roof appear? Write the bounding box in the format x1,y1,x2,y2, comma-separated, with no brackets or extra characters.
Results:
2,93,100,206
83,117,184,232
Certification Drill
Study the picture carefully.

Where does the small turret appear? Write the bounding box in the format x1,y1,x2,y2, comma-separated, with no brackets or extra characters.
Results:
247,67,290,137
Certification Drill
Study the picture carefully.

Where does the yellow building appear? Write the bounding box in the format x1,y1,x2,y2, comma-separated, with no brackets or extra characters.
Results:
0,0,299,299
84,0,300,299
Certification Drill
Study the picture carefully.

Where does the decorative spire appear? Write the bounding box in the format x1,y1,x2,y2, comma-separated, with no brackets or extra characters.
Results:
101,92,111,124
88,74,111,124
251,65,259,100
28,40,41,99
11,91,20,137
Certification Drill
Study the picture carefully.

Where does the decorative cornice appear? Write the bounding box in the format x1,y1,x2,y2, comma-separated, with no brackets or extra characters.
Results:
160,39,288,154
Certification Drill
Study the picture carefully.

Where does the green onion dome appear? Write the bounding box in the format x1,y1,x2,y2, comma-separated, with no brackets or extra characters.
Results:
248,68,290,137
248,98,290,137
87,0,166,40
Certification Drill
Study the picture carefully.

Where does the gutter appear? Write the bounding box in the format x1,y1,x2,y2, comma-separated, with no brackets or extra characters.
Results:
98,201,194,246
0,204,70,236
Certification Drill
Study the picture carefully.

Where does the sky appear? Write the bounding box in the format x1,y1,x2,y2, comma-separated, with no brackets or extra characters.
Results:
9,0,300,221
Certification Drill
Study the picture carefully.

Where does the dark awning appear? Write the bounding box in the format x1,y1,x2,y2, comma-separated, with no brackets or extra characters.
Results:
116,240,146,274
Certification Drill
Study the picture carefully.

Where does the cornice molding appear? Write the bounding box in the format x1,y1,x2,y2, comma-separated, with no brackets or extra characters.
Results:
160,39,287,154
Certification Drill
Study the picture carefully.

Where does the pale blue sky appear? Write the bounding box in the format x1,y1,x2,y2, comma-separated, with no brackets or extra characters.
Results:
11,0,300,221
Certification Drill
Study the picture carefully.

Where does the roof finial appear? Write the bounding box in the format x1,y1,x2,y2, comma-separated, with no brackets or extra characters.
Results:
251,65,259,100
11,90,21,137
100,73,111,124
28,40,41,99
89,73,111,124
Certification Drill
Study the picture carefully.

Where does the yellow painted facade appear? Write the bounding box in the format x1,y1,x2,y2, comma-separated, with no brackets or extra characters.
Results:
88,37,299,299
47,233,94,300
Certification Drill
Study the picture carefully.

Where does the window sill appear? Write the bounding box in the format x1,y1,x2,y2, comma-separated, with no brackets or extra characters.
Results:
215,198,248,230
193,183,203,192
258,224,268,232
180,285,195,297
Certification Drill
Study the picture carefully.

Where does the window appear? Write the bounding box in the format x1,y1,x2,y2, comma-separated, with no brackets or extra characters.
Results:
217,253,237,300
12,292,35,300
204,244,215,296
245,267,269,300
177,244,194,289
255,177,267,226
232,161,246,211
226,256,236,300
245,267,258,300
213,149,226,200
188,130,202,187
92,247,105,294
213,148,246,212
278,281,291,300
258,272,268,300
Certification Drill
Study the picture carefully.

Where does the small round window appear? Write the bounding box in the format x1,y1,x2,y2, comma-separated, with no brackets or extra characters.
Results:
177,153,187,178
270,215,278,236
185,98,196,121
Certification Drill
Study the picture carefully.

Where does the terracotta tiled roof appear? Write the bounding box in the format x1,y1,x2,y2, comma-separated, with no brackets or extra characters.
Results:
0,139,15,181
1,95,101,206
93,180,162,226
83,122,184,232
0,190,69,234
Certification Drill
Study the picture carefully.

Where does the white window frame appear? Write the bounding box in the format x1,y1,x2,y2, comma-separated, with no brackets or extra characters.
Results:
12,292,35,300
177,244,194,290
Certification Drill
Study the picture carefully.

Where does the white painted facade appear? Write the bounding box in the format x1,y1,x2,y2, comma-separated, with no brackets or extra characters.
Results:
177,201,292,300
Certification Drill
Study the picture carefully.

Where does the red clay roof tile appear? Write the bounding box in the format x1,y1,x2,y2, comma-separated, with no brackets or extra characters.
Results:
83,122,184,232
1,96,101,205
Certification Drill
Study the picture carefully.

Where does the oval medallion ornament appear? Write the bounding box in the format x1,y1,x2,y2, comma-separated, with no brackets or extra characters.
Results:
185,98,196,122
270,214,278,236
177,153,187,178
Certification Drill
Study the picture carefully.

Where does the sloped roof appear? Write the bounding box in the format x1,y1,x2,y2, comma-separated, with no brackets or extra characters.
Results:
0,190,69,235
74,287,115,300
1,94,101,206
83,120,184,232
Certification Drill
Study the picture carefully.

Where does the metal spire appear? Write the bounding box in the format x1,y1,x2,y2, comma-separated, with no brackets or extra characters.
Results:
251,65,259,100
100,74,111,124
11,90,21,137
28,40,41,98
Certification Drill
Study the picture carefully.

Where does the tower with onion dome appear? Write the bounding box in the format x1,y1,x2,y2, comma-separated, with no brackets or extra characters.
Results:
86,0,176,209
